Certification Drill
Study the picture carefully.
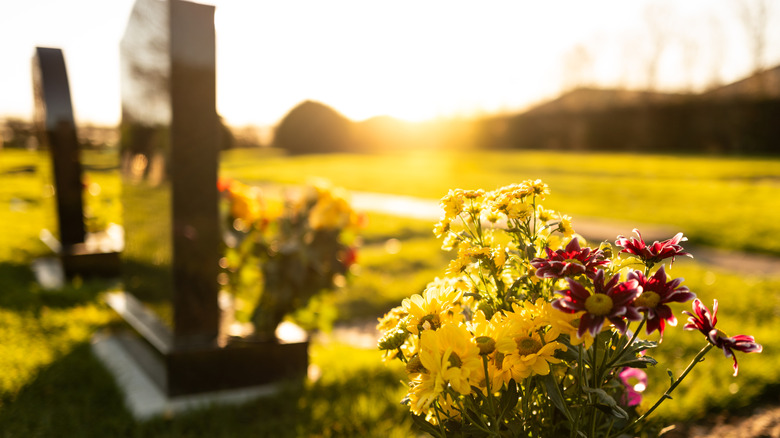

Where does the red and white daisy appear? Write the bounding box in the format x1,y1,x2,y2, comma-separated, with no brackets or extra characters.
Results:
683,299,763,376
628,266,696,337
531,238,610,280
615,229,692,266
553,270,642,337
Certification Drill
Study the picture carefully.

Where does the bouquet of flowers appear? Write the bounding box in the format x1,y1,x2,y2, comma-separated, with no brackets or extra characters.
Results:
377,180,762,437
220,178,361,341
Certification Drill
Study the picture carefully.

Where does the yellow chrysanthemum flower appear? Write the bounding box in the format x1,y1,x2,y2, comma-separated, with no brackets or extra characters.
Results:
446,240,490,275
308,187,355,230
419,324,482,395
504,302,545,336
495,306,567,383
440,189,465,221
467,311,504,392
558,214,575,238
408,371,445,416
376,305,406,332
546,234,564,251
548,307,596,349
526,179,550,199
229,181,264,225
433,219,450,238
489,351,514,391
501,333,566,382
487,246,506,274
446,257,471,276
537,205,554,222
483,208,501,223
469,310,501,351
506,200,534,221
441,231,461,251
402,282,464,335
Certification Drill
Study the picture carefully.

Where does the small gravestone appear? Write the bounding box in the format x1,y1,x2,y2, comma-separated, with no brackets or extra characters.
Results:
31,47,121,279
104,0,307,403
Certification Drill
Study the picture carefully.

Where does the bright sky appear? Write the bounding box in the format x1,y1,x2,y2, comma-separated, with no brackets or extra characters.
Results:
2,0,779,127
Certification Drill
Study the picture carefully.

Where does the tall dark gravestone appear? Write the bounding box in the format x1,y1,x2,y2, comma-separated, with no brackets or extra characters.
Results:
108,0,307,399
31,47,120,278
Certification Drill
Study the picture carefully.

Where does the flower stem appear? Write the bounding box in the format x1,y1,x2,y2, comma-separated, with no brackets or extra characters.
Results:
396,347,407,363
605,316,647,373
610,343,714,437
482,355,497,427
590,339,599,436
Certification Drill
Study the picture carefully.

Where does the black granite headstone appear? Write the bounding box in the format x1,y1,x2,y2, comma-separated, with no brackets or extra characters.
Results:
110,0,307,398
31,47,120,278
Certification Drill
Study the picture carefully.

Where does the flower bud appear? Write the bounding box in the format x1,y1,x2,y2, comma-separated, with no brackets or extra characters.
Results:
476,336,496,355
598,241,613,259
417,314,441,332
405,354,427,374
447,352,463,368
475,301,494,320
378,324,409,350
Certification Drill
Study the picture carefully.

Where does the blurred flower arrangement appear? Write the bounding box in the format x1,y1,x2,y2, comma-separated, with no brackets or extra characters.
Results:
219,178,361,341
377,180,762,437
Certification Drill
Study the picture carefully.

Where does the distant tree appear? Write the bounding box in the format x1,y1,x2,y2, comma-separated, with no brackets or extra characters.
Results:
735,0,769,76
704,14,726,90
561,44,593,92
273,100,356,154
2,118,34,149
642,2,672,92
231,125,266,149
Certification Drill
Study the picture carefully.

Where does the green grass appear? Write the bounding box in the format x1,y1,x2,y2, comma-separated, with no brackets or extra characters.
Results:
1,147,779,435
221,148,780,256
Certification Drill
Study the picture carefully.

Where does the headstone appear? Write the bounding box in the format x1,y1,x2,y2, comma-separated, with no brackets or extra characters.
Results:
107,0,307,399
31,47,121,279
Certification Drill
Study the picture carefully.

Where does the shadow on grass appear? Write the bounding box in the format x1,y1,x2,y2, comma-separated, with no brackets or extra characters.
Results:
0,342,413,438
0,342,134,437
0,262,117,312
336,296,409,324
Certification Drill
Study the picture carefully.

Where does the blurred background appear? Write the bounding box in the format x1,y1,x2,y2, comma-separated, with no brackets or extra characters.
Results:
2,0,780,153
2,1,780,436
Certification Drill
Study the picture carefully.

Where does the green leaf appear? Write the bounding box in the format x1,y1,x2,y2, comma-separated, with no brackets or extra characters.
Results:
542,374,575,423
606,338,659,371
470,385,488,404
611,354,658,369
632,339,659,350
508,276,526,294
497,379,519,421
411,414,442,437
582,386,628,419
557,335,591,367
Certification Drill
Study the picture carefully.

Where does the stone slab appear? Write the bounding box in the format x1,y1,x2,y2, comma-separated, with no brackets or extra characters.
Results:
91,331,290,420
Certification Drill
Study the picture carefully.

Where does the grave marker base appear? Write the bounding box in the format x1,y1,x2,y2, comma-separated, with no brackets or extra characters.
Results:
61,245,121,278
92,331,302,420
34,228,123,287
104,291,309,398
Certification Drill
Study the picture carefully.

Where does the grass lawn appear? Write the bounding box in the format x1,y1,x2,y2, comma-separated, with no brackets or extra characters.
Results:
1,148,778,436
221,148,780,256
